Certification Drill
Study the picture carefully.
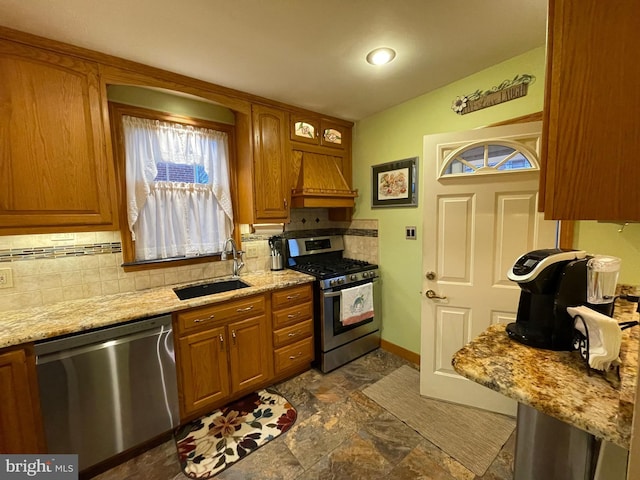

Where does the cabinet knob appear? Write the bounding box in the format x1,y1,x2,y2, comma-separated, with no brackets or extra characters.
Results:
219,334,224,350
287,311,301,319
231,330,237,344
288,352,303,360
287,331,301,337
236,305,254,312
286,294,300,300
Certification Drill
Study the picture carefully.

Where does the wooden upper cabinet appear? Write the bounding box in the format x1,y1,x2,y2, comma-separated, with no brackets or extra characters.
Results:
319,120,346,149
290,116,320,145
540,0,640,221
290,116,346,150
252,104,290,221
0,39,117,234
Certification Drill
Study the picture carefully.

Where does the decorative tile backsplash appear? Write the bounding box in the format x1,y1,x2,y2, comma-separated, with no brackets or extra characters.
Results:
0,242,122,262
0,210,378,312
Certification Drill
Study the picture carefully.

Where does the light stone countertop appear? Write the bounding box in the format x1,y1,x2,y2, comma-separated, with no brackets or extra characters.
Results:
452,299,639,449
0,270,314,350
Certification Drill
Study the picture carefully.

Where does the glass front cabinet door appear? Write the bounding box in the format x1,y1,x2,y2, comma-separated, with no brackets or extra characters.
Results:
290,116,345,150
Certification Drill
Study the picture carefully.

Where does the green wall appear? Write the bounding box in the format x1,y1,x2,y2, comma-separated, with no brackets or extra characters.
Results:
352,46,547,354
574,222,640,285
353,45,640,354
107,85,235,124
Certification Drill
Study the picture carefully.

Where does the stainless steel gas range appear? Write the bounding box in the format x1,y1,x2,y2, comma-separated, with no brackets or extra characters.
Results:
286,235,381,373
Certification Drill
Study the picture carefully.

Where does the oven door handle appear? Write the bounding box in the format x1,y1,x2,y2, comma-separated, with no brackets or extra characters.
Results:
322,291,341,298
322,279,378,298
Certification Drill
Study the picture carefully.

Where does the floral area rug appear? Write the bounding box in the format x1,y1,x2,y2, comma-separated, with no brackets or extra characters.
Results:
175,388,297,478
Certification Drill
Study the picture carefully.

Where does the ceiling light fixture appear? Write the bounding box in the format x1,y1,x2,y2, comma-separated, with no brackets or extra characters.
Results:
366,47,396,65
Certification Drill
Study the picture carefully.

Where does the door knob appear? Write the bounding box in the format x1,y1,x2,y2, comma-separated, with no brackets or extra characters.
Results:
425,289,447,300
425,271,436,280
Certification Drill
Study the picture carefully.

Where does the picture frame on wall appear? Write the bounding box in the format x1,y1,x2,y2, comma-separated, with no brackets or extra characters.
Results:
371,157,418,208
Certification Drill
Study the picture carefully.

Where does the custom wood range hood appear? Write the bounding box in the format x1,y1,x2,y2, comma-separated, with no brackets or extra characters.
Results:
290,151,358,208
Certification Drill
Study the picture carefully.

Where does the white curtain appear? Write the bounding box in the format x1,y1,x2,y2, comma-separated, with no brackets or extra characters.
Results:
122,115,233,261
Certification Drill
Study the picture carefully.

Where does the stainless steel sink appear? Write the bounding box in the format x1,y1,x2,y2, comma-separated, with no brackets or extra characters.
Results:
173,279,250,300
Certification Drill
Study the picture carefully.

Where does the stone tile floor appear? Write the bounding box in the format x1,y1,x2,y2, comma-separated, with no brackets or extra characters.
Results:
93,349,515,479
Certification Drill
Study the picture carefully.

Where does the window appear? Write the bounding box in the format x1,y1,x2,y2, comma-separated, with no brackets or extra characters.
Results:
440,141,537,178
110,103,236,266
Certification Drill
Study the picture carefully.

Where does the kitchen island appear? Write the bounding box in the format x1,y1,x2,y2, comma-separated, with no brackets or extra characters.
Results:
452,298,638,448
452,298,639,479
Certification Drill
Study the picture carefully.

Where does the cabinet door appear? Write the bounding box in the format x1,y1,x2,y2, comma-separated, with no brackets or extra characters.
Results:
228,315,272,393
179,326,230,416
290,116,320,145
0,40,117,233
0,347,45,453
320,120,346,149
252,104,290,221
541,0,640,220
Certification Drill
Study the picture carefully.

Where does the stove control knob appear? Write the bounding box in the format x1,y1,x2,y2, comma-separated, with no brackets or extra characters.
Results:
329,280,336,287
350,274,357,281
338,278,345,284
362,272,370,278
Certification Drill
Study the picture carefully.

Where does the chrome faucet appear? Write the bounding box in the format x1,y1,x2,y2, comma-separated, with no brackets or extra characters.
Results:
221,237,245,277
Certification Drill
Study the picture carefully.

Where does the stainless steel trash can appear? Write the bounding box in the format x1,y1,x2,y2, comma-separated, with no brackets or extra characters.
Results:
514,403,599,480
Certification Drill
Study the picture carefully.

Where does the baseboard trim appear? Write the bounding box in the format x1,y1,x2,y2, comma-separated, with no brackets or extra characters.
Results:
380,339,420,365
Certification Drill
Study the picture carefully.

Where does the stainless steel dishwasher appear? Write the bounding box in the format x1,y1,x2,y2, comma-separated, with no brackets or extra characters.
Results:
35,314,180,471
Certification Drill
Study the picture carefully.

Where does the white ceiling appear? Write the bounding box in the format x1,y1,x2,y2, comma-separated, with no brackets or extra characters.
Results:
0,0,548,121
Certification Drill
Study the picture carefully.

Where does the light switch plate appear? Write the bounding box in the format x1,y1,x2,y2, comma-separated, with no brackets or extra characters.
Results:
405,226,417,240
0,268,13,288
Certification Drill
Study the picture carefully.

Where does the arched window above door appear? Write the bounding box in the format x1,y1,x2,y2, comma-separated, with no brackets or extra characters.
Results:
439,140,539,178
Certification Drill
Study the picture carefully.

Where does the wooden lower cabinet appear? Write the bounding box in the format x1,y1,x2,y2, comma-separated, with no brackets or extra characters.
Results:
175,284,315,420
0,345,45,453
274,337,314,374
175,293,273,419
271,284,315,375
228,316,271,392
178,326,231,415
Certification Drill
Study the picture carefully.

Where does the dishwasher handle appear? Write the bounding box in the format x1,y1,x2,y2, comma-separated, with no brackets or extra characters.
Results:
35,314,172,362
36,325,172,365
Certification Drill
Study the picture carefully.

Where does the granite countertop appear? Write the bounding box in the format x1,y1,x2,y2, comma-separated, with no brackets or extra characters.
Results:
0,270,314,350
452,298,639,449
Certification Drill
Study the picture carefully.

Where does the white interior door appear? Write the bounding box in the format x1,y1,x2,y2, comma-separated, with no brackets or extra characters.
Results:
420,122,558,416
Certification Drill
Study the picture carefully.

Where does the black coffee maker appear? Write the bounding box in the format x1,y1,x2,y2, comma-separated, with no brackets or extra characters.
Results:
506,248,590,350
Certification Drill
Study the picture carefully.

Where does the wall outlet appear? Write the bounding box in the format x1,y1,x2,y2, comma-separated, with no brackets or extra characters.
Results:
406,226,417,240
0,268,13,289
246,245,259,258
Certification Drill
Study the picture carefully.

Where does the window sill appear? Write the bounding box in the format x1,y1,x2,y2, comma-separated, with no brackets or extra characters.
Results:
121,253,222,272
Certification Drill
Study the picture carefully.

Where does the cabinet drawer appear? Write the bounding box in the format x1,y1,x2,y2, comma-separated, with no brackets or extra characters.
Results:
272,301,313,329
177,295,266,334
273,319,313,348
274,337,314,374
272,284,312,310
